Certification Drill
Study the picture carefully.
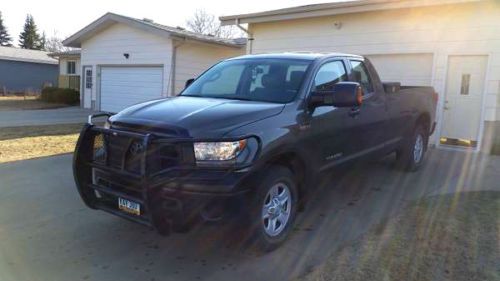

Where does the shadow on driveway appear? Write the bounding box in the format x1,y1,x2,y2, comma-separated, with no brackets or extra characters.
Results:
0,149,498,281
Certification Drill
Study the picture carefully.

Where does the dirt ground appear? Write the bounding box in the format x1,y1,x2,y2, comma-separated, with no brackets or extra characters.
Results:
0,96,68,111
299,191,500,281
0,124,83,163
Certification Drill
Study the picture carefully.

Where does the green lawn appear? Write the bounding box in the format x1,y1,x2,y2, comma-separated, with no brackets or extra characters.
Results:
0,96,69,111
0,124,83,163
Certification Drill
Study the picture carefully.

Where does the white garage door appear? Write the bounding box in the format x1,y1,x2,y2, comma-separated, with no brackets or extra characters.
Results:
100,66,163,112
365,54,434,86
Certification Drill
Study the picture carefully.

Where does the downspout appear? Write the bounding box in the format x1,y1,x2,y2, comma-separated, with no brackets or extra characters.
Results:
169,39,185,96
235,19,253,54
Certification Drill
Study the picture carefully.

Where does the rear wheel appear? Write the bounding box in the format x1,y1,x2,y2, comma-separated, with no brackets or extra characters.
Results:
245,165,298,252
396,124,428,171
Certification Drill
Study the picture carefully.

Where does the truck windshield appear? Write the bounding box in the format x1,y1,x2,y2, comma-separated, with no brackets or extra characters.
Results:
182,58,312,103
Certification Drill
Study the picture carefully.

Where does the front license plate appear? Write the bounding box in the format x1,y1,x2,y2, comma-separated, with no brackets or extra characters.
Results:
118,198,141,216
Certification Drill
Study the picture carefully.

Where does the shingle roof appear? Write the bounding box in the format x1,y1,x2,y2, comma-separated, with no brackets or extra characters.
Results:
48,49,81,58
123,15,247,47
63,13,247,48
0,46,58,65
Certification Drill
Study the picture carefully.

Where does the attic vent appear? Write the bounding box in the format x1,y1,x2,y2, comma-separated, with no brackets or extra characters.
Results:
142,18,154,23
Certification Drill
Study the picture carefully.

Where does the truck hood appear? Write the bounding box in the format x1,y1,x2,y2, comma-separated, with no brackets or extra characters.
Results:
109,96,285,138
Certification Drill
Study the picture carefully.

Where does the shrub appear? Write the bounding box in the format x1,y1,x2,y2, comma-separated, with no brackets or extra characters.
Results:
41,87,80,105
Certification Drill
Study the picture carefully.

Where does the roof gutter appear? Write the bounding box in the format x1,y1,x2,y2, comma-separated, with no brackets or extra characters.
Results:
220,0,481,25
169,38,186,96
234,19,254,54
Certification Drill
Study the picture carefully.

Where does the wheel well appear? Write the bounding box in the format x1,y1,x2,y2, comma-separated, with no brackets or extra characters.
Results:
265,152,307,202
416,113,431,147
416,113,431,133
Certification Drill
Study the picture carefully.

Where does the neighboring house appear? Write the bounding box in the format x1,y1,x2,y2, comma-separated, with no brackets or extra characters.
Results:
0,46,58,94
62,12,246,113
220,0,500,152
48,49,81,91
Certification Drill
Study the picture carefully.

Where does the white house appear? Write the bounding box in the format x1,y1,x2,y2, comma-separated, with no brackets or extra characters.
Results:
220,0,500,152
48,49,81,91
63,13,246,113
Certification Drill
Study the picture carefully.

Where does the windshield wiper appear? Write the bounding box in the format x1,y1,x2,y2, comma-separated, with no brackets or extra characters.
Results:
183,94,204,97
183,95,254,101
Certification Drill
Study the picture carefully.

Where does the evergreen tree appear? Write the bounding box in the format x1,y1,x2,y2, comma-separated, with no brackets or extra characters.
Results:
38,31,46,50
18,14,43,50
0,11,12,47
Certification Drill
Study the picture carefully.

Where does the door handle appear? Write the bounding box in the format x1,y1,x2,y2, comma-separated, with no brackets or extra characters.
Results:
348,107,361,118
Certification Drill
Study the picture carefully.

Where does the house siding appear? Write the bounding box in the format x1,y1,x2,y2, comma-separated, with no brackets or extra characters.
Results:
80,23,173,108
59,57,81,76
80,22,244,110
174,43,244,94
0,59,57,93
247,0,500,149
248,1,500,124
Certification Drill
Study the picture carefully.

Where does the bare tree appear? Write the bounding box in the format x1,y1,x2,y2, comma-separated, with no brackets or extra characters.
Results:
186,9,244,39
44,31,71,52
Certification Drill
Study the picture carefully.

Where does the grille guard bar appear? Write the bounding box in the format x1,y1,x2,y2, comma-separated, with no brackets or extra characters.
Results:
73,115,258,233
87,113,113,125
73,122,158,229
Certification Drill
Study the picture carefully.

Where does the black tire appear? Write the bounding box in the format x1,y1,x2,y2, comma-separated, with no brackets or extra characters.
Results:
396,124,428,171
244,165,299,252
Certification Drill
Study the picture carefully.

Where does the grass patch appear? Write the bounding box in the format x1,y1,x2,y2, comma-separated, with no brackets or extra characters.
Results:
0,124,84,163
0,96,70,111
300,192,500,281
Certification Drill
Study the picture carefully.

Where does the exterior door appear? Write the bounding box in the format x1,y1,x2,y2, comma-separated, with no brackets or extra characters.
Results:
441,56,487,143
348,59,389,154
83,66,93,109
306,60,362,169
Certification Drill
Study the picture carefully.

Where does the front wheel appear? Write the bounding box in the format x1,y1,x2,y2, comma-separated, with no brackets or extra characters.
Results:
396,124,428,171
245,165,298,252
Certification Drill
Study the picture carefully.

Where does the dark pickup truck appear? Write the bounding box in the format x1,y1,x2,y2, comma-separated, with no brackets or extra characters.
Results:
74,53,437,251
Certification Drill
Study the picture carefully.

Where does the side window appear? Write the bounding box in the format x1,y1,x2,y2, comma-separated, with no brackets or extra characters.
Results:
85,69,92,89
349,60,373,94
313,61,347,91
249,65,270,92
67,61,76,75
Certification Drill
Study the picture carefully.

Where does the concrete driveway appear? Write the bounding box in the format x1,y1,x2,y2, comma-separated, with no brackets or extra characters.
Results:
0,106,97,127
0,149,498,281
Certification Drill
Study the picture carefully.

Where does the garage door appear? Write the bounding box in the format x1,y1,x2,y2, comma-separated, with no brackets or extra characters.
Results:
365,54,433,86
100,66,163,112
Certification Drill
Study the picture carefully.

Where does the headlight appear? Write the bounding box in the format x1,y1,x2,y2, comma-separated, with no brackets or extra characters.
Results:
194,139,247,161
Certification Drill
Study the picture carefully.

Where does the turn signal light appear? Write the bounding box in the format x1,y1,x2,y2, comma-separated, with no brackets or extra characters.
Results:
356,86,363,106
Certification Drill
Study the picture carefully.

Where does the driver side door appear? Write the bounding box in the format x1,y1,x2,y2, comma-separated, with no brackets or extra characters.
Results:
305,60,364,170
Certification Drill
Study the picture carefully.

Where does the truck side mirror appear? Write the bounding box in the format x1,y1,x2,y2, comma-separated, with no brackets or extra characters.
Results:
310,82,363,108
185,78,195,89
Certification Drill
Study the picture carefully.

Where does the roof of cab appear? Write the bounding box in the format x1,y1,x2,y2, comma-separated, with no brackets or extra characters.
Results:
226,52,363,61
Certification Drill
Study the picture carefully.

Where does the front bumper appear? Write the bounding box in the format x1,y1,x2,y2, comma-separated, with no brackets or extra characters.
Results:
73,121,251,234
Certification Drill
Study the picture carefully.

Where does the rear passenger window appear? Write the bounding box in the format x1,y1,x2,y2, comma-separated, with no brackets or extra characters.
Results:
349,60,373,94
313,61,347,91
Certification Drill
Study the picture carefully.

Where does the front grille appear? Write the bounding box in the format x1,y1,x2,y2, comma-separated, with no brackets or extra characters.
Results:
106,135,130,169
101,134,187,175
